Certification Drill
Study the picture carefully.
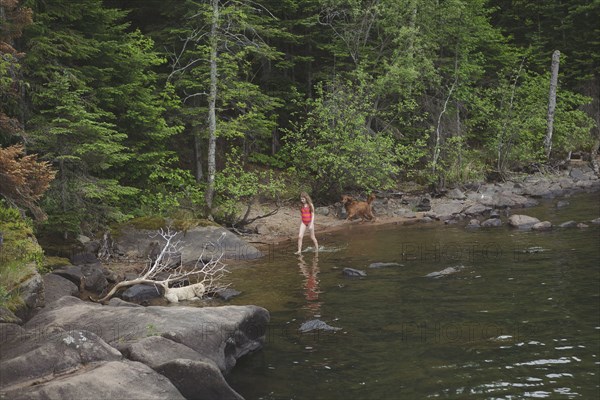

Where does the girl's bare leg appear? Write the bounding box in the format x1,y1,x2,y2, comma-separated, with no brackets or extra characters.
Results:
296,223,306,254
309,226,319,252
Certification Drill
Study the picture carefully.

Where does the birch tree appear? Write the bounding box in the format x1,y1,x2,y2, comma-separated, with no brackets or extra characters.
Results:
165,0,282,220
544,50,560,159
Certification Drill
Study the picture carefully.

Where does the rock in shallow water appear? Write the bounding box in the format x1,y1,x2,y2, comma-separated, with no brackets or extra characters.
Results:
342,267,367,277
425,266,464,278
299,319,341,333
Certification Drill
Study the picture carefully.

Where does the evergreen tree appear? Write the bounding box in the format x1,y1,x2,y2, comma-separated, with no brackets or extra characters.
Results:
22,0,178,235
0,0,32,146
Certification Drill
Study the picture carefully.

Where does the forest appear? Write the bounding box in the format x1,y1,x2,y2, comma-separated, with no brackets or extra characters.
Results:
1,0,599,239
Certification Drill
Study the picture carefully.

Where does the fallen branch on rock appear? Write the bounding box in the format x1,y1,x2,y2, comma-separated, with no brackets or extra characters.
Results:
93,228,229,303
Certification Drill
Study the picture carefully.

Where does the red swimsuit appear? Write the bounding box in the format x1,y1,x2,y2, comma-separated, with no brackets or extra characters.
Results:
301,204,312,226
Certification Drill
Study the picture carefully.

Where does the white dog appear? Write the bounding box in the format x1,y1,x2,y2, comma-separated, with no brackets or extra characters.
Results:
164,282,206,303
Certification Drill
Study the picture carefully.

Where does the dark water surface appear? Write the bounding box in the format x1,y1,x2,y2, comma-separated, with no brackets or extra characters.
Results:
225,193,600,399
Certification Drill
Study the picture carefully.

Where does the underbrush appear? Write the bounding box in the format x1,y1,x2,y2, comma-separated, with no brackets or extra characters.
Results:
0,201,44,310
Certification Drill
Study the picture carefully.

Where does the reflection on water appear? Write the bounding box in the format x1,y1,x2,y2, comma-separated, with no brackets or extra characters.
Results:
225,193,600,399
298,254,321,316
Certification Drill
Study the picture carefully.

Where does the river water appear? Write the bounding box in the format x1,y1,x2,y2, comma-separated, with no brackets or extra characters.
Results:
225,193,600,399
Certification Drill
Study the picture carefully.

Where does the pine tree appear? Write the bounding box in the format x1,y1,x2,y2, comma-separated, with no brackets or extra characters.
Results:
22,0,178,235
0,0,32,145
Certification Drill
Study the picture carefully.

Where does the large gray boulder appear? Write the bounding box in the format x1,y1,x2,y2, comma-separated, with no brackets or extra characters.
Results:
115,225,263,264
13,270,44,320
157,359,244,400
52,263,110,294
43,273,79,304
508,214,541,230
475,191,536,208
24,296,269,373
4,296,270,399
431,200,465,220
123,336,244,399
0,329,121,389
178,226,263,263
0,324,183,399
3,360,184,400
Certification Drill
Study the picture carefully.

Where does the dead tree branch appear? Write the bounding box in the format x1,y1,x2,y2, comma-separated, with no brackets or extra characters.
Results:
93,228,229,303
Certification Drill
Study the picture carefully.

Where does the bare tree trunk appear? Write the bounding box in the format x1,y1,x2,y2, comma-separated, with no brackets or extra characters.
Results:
205,0,219,219
193,129,203,182
432,76,457,174
544,50,560,159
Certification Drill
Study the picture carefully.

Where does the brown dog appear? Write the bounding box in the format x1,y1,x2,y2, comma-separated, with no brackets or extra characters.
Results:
341,194,376,222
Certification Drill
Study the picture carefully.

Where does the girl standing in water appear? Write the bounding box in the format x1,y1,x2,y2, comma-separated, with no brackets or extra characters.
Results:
296,192,319,254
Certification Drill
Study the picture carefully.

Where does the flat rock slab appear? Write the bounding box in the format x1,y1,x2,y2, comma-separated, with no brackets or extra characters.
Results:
24,296,269,373
2,360,184,400
0,329,121,390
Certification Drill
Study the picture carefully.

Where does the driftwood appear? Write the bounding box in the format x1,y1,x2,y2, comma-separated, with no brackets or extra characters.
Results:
92,228,228,303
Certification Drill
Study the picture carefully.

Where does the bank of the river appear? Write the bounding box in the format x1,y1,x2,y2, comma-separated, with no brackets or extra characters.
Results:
240,164,600,252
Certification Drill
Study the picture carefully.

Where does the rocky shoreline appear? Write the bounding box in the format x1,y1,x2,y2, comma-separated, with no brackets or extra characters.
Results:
243,162,600,248
1,162,599,399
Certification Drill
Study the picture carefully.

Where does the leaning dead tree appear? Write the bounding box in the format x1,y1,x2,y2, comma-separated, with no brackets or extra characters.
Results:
544,50,560,159
94,228,229,303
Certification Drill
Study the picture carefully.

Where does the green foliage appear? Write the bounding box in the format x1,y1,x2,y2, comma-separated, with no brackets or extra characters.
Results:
439,137,488,185
282,80,399,200
247,153,287,169
395,134,434,184
21,0,180,236
137,162,204,217
471,68,595,173
552,90,595,156
213,149,286,225
0,200,43,310
489,0,600,85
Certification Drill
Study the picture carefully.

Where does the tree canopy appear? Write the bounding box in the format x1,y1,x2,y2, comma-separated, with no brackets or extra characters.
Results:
0,0,597,236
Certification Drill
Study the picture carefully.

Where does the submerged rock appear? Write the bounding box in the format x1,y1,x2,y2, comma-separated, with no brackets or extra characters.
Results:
558,220,577,228
425,266,464,278
214,288,242,301
481,218,502,227
299,319,341,333
342,268,367,277
466,219,481,229
532,221,552,231
367,262,403,269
